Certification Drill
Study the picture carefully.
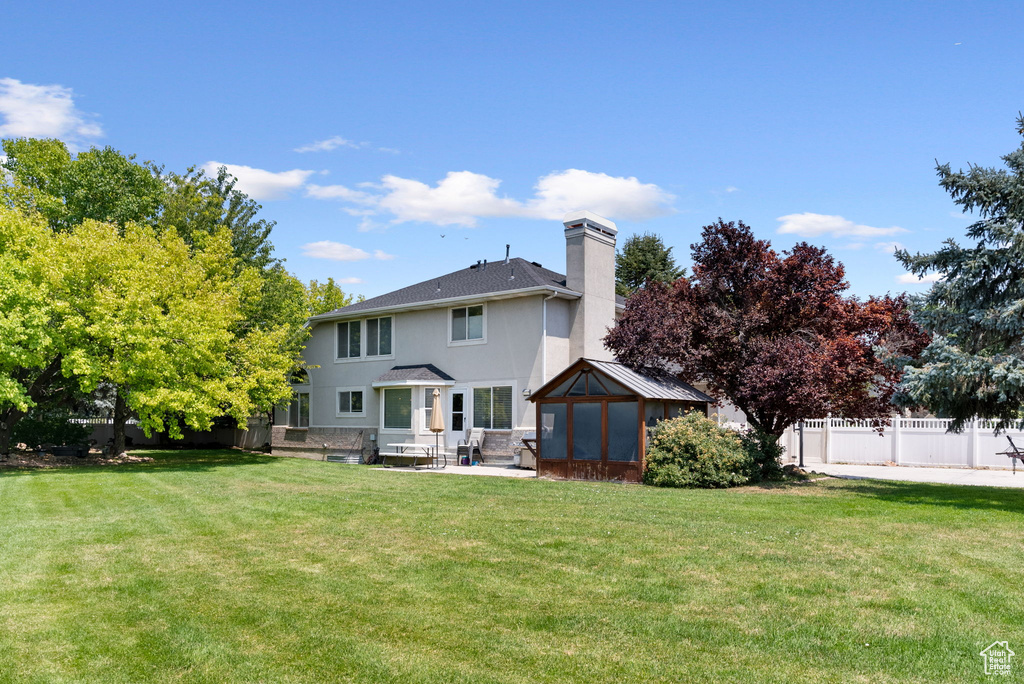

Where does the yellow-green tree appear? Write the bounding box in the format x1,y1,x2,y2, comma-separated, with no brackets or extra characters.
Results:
0,208,60,455
49,222,295,454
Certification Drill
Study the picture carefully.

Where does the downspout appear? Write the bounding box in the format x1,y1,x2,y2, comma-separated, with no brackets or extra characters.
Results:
542,293,558,384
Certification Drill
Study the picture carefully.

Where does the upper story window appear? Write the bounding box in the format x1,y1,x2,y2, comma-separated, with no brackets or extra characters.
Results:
366,317,393,357
451,305,484,343
337,321,361,359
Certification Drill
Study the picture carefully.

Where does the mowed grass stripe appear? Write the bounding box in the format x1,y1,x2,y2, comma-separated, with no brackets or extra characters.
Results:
0,450,1021,683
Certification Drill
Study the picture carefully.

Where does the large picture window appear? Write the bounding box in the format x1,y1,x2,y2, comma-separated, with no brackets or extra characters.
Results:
451,305,484,342
366,317,392,356
336,321,361,359
288,392,309,428
473,386,512,429
383,388,412,430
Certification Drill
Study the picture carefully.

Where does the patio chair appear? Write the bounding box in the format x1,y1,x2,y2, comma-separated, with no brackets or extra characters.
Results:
457,428,484,464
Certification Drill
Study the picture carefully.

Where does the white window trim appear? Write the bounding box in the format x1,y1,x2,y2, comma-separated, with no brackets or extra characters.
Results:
380,387,414,434
334,320,363,363
365,316,396,360
288,390,311,429
420,386,442,434
335,385,367,418
468,381,517,430
447,303,487,347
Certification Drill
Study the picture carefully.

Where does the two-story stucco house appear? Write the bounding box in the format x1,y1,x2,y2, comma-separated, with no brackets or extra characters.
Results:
272,210,624,462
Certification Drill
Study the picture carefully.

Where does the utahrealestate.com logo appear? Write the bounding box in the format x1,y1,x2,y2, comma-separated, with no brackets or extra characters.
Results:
980,641,1015,676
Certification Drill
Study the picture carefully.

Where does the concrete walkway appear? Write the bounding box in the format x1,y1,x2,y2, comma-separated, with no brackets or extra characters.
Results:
805,460,1024,489
373,464,537,478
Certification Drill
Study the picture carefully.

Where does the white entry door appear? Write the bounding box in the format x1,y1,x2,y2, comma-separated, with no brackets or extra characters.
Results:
448,390,467,447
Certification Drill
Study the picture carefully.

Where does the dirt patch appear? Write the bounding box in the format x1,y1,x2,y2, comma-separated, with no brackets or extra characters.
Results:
0,449,154,469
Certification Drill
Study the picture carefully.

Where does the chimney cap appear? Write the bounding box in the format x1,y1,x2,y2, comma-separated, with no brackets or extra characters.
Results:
562,210,617,235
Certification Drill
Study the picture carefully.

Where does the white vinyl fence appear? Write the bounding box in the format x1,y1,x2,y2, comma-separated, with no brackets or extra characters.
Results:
775,417,1021,470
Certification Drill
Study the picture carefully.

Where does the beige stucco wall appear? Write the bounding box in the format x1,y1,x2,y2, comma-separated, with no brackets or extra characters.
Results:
276,294,573,450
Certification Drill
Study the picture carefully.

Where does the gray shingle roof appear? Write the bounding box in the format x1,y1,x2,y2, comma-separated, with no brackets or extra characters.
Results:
373,364,456,385
310,257,625,319
583,359,714,403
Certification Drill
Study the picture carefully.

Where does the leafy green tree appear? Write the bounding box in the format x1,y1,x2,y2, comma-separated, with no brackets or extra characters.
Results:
306,277,360,316
1,138,164,232
0,207,62,455
161,165,276,271
614,233,684,296
896,115,1024,432
48,221,294,454
0,139,307,453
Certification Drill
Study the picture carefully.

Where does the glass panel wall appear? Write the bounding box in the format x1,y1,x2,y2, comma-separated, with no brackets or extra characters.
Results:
572,402,601,460
608,401,639,461
540,404,567,460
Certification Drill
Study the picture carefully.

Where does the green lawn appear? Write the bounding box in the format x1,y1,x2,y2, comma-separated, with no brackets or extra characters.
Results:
1,451,1021,683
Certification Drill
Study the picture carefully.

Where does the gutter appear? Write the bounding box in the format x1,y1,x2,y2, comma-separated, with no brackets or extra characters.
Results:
305,284,582,327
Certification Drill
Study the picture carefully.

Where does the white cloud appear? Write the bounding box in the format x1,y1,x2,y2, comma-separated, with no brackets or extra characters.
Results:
203,162,314,201
375,171,523,227
525,169,675,221
294,136,361,153
725,186,739,193
777,213,907,240
305,183,376,204
306,168,675,227
897,272,943,284
875,241,906,253
0,78,103,143
336,277,364,284
300,241,393,262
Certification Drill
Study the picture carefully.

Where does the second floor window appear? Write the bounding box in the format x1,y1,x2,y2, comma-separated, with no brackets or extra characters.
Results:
337,321,360,359
366,317,392,356
451,305,484,342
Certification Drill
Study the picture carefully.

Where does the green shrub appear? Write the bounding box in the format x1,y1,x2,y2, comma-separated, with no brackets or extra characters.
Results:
644,411,754,488
740,429,785,482
12,409,92,450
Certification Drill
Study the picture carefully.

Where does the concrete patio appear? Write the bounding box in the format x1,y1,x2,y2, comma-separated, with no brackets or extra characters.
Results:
373,464,537,478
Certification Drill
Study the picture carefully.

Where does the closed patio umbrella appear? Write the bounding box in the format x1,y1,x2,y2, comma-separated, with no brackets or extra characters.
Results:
429,388,445,458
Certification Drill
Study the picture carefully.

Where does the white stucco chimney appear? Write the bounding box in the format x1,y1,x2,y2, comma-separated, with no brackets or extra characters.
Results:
563,210,617,361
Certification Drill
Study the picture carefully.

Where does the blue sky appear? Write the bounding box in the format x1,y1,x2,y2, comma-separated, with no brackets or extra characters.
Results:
4,1,1023,299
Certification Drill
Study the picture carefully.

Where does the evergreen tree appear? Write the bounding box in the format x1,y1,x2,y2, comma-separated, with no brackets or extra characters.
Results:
614,233,684,296
896,115,1024,432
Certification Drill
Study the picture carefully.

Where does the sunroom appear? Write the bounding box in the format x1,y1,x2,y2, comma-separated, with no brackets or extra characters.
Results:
528,358,713,482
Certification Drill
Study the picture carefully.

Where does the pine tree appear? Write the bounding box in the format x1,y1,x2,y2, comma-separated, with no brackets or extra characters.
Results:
896,115,1024,431
614,233,684,296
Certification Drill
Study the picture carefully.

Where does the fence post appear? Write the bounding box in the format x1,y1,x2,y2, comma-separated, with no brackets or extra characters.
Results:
892,415,902,465
970,418,979,468
823,414,832,463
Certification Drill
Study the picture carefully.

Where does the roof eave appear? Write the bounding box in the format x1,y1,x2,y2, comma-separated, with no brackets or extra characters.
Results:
307,285,581,324
371,379,458,388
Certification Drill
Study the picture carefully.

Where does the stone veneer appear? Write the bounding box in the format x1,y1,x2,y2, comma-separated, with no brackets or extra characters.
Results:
270,426,529,463
271,426,373,461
